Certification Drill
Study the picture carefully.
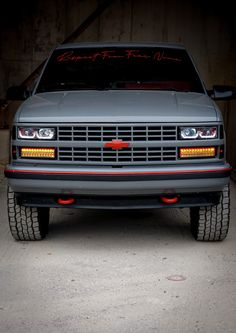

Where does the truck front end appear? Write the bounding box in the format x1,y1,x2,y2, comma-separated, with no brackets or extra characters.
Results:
5,43,232,241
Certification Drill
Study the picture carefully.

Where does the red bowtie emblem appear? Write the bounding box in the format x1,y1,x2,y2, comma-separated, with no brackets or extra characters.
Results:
104,139,130,150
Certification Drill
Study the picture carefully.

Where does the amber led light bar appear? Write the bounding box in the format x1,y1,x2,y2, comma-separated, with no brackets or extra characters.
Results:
180,147,216,158
21,147,56,159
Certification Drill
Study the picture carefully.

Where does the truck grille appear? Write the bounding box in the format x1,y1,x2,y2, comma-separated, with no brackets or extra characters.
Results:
58,125,177,141
57,124,178,165
58,147,177,164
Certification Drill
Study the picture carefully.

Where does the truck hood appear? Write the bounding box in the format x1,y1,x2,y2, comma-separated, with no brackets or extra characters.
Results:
16,90,220,123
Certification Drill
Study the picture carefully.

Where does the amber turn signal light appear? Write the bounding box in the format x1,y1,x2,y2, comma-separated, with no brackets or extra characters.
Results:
179,147,216,158
21,147,56,159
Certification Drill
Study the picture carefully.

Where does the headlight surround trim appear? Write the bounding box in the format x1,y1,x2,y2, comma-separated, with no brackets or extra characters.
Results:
18,127,56,140
179,126,217,140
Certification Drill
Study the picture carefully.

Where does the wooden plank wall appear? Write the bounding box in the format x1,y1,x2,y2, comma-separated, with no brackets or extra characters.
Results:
0,0,235,166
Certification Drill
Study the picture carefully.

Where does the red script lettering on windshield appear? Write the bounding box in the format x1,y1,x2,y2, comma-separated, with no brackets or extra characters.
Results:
56,50,182,63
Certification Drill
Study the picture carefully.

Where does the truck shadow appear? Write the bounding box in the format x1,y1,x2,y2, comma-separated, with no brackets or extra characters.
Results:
48,207,192,243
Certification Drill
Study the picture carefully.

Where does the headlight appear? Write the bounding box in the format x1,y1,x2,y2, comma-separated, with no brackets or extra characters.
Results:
198,127,217,139
18,127,36,139
37,128,55,139
180,127,198,139
18,127,55,140
180,127,217,139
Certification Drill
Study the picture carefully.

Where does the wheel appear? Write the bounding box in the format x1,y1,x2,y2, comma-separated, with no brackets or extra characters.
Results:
7,187,50,241
190,185,230,241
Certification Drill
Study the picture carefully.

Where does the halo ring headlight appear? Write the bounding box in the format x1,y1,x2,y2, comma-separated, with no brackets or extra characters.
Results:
18,127,55,140
18,127,37,139
180,127,217,140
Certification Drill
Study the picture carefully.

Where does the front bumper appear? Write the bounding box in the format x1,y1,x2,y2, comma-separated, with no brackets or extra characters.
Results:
5,163,231,196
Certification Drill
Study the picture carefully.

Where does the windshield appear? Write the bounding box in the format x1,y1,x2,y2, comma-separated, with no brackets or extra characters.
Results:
36,47,205,93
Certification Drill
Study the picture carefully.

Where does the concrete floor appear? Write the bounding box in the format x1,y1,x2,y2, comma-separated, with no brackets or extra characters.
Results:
0,165,236,333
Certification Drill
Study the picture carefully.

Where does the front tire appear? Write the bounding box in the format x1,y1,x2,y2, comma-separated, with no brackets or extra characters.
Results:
190,185,230,241
7,187,50,241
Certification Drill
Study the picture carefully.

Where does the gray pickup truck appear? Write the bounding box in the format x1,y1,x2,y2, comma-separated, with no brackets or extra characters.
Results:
4,42,234,241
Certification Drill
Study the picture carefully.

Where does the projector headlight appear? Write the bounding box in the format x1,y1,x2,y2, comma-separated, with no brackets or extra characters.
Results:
198,127,217,139
18,127,55,140
37,128,55,139
180,127,198,139
180,127,217,139
18,127,36,139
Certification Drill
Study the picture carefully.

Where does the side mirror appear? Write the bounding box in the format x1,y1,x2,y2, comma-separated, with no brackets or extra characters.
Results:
208,85,236,101
6,86,31,100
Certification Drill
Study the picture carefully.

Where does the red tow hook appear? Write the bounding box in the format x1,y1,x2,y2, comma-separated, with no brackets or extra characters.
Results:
160,196,179,204
57,198,76,205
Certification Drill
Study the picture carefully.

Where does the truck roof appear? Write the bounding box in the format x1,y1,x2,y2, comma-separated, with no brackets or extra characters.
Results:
55,42,186,50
